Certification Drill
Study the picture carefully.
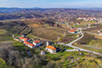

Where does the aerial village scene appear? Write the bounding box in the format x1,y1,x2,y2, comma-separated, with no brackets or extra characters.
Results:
11,16,101,56
1,1,102,67
11,17,84,56
1,13,102,68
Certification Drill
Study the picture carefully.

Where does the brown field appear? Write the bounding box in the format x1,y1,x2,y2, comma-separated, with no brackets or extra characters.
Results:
94,35,102,39
84,25,102,33
29,26,76,43
60,36,74,43
80,21,97,25
27,23,75,42
31,27,63,40
23,20,76,43
29,23,42,28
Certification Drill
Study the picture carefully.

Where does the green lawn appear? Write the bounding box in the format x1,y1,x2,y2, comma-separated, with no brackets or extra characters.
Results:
71,25,86,28
0,58,11,68
0,29,7,35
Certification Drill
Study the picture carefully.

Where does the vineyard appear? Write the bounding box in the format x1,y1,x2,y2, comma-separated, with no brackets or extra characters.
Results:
89,40,102,48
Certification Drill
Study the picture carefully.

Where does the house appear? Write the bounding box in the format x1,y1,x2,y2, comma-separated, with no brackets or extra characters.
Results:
99,32,102,35
14,38,19,41
40,51,45,55
45,45,56,54
78,17,97,21
98,31,102,35
19,37,29,41
68,29,78,33
24,41,35,48
76,34,80,37
33,40,41,47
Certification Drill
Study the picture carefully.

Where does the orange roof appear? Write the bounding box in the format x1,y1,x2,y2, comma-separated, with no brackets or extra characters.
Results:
46,46,56,50
19,37,29,41
24,41,34,46
19,37,23,39
34,40,40,43
99,32,102,34
69,29,77,32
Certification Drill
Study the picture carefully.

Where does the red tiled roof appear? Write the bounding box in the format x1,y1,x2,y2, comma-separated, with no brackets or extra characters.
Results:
99,32,102,34
19,37,29,41
34,40,40,43
24,41,34,46
69,29,77,32
46,45,56,50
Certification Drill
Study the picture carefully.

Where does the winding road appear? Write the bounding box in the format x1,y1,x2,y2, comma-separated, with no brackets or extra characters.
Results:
58,28,102,56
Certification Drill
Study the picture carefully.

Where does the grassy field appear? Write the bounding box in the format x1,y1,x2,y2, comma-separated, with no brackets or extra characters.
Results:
89,40,102,48
0,29,7,35
80,21,97,25
46,51,102,68
0,21,31,42
71,25,86,28
0,58,11,68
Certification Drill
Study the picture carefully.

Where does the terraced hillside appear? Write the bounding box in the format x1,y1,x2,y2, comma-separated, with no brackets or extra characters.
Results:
0,21,31,42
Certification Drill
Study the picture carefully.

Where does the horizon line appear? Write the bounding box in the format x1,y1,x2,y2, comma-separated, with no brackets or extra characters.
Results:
0,7,102,9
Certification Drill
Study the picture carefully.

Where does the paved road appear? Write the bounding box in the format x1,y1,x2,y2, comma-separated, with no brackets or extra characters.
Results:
65,49,76,52
68,29,84,45
58,28,102,56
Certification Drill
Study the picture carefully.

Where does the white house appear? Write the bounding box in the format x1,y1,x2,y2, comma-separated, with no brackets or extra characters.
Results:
24,41,35,48
45,45,56,54
40,51,45,55
33,40,41,47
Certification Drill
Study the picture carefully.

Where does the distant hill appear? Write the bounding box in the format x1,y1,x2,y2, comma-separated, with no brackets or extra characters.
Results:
0,8,22,13
0,7,42,13
0,7,102,20
0,7,102,13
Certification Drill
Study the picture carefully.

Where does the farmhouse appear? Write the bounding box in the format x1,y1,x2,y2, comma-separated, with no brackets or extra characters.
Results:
24,41,35,48
19,36,34,48
68,29,78,33
19,37,30,41
18,36,42,48
46,45,56,54
33,40,42,47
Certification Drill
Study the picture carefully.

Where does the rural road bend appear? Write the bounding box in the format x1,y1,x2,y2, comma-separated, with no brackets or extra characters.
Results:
58,28,102,56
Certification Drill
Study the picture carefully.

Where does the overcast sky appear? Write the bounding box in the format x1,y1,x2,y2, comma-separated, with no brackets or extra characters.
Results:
0,0,102,8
